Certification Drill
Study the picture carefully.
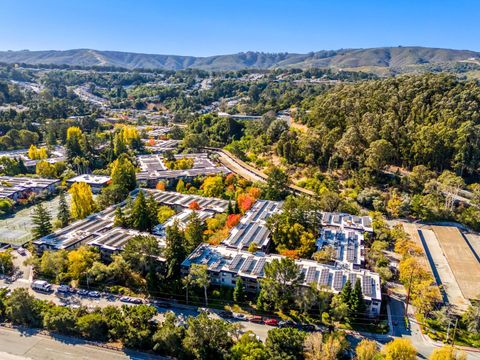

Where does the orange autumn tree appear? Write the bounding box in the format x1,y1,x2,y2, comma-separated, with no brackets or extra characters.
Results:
237,193,255,213
189,201,201,210
156,181,166,191
148,138,156,146
226,214,241,228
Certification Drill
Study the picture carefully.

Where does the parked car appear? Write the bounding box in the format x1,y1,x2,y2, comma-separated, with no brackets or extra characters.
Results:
278,320,297,328
248,315,263,323
120,296,132,303
77,289,89,296
57,285,73,294
264,318,279,326
198,307,210,314
232,313,247,320
130,298,143,304
300,324,316,332
16,247,26,256
219,310,234,319
88,291,101,298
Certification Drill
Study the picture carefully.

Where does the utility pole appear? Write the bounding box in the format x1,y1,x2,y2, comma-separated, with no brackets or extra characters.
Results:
446,319,451,343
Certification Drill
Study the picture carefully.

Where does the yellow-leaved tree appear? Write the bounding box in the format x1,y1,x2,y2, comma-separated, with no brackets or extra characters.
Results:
69,182,95,220
382,338,417,360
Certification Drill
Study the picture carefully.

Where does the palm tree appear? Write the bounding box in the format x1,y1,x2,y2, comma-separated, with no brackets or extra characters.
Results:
182,273,193,305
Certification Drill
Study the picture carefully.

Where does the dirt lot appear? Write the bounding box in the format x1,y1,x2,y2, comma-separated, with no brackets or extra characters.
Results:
431,226,480,301
402,223,432,273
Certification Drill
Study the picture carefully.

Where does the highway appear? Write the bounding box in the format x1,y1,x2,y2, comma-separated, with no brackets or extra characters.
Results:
208,147,316,197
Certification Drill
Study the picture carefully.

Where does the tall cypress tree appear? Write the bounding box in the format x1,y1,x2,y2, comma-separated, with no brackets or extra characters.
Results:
233,277,246,303
131,191,150,231
57,190,70,227
32,203,52,239
351,278,366,319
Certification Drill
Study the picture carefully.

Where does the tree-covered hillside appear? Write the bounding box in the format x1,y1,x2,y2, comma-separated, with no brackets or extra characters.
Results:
299,74,480,178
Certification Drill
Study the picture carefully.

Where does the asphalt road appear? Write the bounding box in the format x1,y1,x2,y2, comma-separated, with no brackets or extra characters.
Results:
0,327,163,360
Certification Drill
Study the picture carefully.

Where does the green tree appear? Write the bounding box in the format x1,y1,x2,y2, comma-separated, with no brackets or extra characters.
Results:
184,211,205,253
190,264,210,306
351,278,366,319
183,313,235,360
32,203,53,239
164,222,187,279
265,328,306,360
364,139,394,171
0,251,13,275
121,305,157,349
264,166,289,201
122,235,162,275
233,276,246,304
57,190,70,227
43,305,77,335
76,312,109,341
111,154,137,193
6,288,43,327
259,258,303,311
463,303,480,334
229,332,268,360
130,191,151,231
152,311,186,358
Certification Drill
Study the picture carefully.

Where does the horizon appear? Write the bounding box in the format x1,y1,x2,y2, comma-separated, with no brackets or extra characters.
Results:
0,0,479,56
2,44,479,58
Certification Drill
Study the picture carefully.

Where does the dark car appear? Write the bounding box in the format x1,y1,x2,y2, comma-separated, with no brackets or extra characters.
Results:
130,298,143,304
278,320,297,328
219,311,234,319
300,324,316,332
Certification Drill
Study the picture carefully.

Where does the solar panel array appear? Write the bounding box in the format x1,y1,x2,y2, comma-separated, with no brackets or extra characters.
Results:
333,271,343,291
229,254,243,270
240,256,254,273
349,273,357,285
319,269,330,286
252,258,266,275
305,266,317,283
362,275,372,296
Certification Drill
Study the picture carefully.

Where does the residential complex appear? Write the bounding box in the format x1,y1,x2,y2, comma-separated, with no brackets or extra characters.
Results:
137,153,230,186
0,176,59,203
182,243,382,317
221,200,282,252
0,146,66,170
66,174,111,193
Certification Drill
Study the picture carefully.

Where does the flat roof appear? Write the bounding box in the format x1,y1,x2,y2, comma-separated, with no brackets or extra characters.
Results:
321,212,373,233
67,174,111,185
317,227,364,269
144,189,229,213
182,244,381,301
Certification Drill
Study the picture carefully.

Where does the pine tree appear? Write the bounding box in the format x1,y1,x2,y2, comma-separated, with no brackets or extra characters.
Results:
146,194,159,230
340,279,352,304
233,277,246,303
130,191,150,231
184,212,205,253
164,221,187,279
57,190,70,227
233,201,240,214
227,200,234,215
114,206,127,227
351,278,366,319
32,203,52,239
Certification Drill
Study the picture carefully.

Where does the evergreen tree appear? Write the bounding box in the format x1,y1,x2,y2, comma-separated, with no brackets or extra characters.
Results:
146,194,159,229
227,200,234,215
351,278,366,319
57,190,70,228
340,280,352,305
113,206,127,227
184,212,205,253
130,191,150,231
164,221,187,279
111,154,136,193
233,277,246,303
233,201,240,214
32,203,52,239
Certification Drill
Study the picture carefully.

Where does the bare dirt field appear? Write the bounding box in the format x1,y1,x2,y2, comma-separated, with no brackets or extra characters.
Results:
431,226,480,301
402,223,432,273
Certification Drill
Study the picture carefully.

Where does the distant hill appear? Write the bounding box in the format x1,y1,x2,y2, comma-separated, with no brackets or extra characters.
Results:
0,47,479,72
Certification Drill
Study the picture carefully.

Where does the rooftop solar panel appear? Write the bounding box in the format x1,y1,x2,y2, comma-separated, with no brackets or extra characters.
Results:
240,256,254,273
252,258,266,275
333,271,343,291
362,275,372,296
305,266,317,283
319,268,330,286
229,254,243,270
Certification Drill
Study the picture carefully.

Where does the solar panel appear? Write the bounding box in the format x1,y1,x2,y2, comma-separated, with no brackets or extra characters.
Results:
305,267,317,283
240,256,254,273
319,269,330,286
333,271,343,291
346,246,355,262
362,275,372,296
348,273,357,285
252,258,266,275
229,254,243,270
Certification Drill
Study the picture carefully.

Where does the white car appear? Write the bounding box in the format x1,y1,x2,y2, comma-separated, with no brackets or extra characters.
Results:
232,313,247,320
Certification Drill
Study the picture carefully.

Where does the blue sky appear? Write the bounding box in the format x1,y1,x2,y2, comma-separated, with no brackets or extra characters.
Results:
0,0,478,56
